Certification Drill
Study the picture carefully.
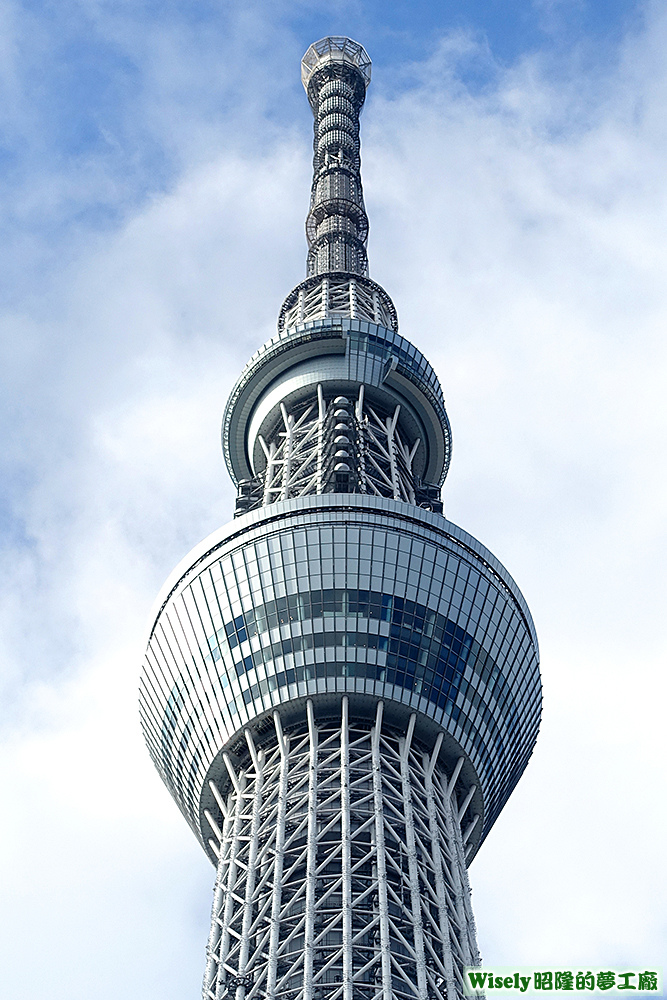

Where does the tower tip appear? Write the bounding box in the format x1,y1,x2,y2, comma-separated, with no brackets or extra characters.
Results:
301,36,371,97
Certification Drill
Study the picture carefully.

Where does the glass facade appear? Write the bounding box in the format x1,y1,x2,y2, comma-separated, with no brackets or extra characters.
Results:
139,495,540,863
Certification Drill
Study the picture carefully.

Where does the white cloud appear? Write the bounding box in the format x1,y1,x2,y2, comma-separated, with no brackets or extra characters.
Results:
0,150,307,996
363,9,667,968
1,4,666,995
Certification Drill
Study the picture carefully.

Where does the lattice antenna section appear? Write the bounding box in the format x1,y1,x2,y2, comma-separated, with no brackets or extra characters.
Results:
302,37,370,277
277,38,399,335
234,386,432,516
202,699,481,1000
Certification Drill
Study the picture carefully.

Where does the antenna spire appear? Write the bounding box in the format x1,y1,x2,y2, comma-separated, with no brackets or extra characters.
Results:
301,36,371,277
278,37,397,333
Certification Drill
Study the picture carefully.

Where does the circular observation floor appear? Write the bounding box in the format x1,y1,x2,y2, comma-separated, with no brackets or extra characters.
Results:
222,318,452,489
140,495,541,865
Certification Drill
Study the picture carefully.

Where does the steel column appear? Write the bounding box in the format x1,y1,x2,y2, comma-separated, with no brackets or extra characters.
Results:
303,700,319,1000
371,702,393,1000
202,716,479,1000
266,715,289,999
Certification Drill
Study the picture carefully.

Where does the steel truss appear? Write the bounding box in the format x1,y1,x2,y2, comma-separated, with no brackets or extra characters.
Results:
278,274,398,335
202,699,480,1000
236,386,421,515
303,41,370,279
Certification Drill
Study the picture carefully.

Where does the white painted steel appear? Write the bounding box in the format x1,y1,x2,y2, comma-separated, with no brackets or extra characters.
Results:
235,735,264,1000
203,783,232,999
251,387,420,505
266,715,289,999
371,702,392,1000
340,697,353,1000
424,739,458,1000
457,786,477,823
303,701,319,1000
202,702,479,1000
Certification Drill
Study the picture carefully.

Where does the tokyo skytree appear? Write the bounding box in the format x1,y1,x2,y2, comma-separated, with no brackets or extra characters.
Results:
140,36,541,1000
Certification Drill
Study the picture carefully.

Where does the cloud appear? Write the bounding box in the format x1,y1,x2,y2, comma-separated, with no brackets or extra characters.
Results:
361,10,667,966
0,142,314,998
1,3,666,996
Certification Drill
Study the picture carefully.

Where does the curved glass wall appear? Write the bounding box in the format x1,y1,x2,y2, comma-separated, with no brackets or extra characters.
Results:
139,496,541,861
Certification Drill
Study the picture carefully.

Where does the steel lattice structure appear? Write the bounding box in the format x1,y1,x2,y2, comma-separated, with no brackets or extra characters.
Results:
202,701,479,1000
239,385,421,513
277,38,397,335
140,36,541,1000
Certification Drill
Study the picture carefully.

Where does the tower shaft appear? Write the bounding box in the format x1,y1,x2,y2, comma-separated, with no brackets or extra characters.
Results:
236,386,427,515
202,701,480,1000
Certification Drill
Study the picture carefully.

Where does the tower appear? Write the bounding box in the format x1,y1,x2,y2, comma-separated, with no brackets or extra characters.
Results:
140,36,541,1000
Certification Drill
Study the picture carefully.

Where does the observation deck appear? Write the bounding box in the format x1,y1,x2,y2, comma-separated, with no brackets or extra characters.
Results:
223,318,453,508
140,494,540,868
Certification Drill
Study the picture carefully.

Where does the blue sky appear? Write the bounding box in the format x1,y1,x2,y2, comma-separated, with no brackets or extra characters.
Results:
0,0,646,288
1,2,666,998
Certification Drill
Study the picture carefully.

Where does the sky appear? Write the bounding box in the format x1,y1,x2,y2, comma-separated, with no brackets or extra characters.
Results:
1,0,666,997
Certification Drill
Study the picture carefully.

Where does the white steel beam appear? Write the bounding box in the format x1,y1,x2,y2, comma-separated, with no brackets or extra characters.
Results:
202,716,479,1000
399,714,428,1000
235,734,264,1000
458,785,477,822
303,700,319,1000
423,747,457,1000
203,786,234,999
266,714,289,999
215,769,247,999
340,697,353,1000
447,756,465,797
371,702,393,1000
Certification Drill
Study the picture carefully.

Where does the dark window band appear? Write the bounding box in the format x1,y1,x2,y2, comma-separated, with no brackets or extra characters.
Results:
207,588,520,740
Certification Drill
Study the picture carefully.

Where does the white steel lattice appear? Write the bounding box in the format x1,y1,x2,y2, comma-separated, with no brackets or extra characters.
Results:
303,41,370,278
257,385,419,506
278,275,397,333
202,699,480,1000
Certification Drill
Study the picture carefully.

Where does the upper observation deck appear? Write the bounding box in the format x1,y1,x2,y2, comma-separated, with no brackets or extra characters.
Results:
222,318,453,503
